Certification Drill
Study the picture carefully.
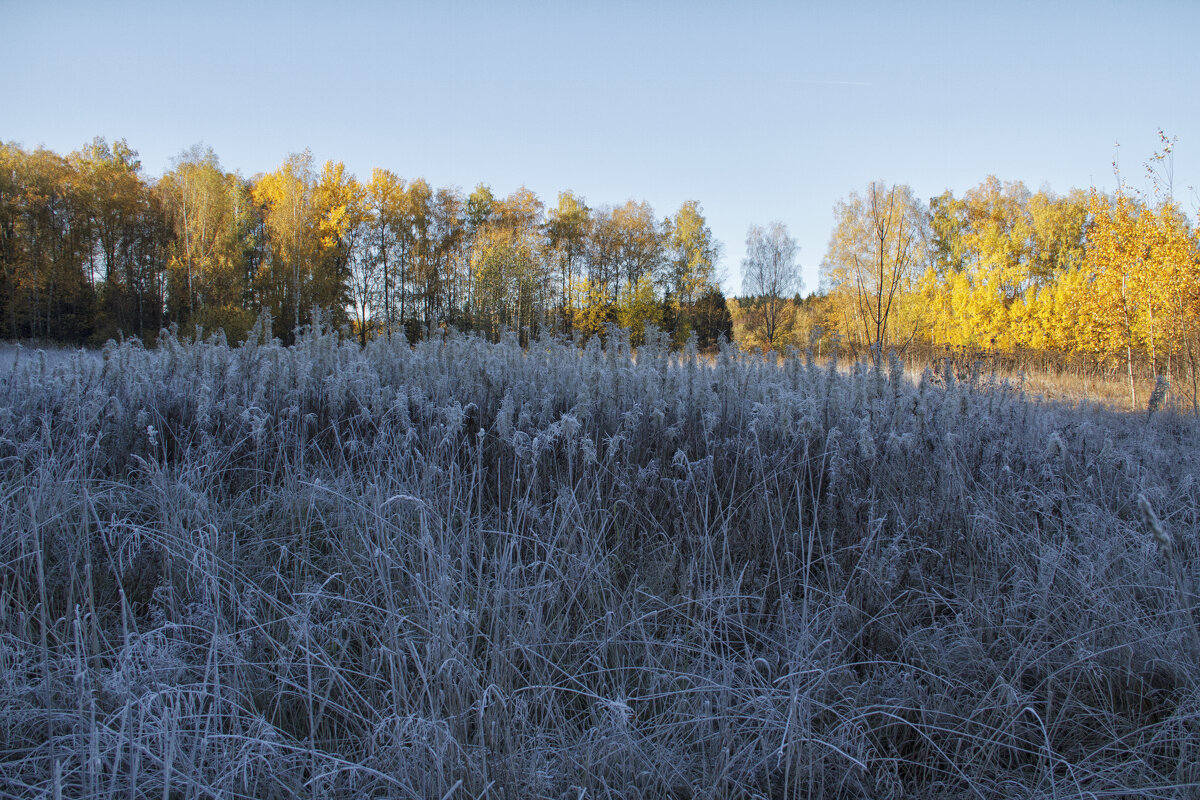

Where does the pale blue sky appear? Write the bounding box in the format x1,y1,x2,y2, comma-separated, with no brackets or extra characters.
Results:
3,1,1197,293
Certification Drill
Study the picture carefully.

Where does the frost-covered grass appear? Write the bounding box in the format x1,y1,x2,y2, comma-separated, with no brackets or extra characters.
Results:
0,343,100,376
1,322,1198,799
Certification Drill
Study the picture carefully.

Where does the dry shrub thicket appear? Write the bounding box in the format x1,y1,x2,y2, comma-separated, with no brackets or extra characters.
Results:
1,320,1198,799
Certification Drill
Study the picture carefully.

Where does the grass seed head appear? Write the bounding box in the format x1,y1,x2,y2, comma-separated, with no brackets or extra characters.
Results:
1044,431,1067,460
1137,493,1172,550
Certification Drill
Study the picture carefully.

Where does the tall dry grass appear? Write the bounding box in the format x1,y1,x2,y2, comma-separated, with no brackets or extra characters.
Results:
1,321,1197,798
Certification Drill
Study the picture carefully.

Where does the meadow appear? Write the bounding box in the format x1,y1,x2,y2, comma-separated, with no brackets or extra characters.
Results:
1,322,1198,798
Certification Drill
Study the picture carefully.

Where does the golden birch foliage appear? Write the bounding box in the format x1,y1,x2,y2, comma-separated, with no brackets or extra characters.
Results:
71,138,149,288
587,207,623,304
945,269,978,347
363,168,406,335
70,137,166,338
496,187,546,337
1078,190,1176,367
1146,202,1200,353
612,199,662,296
956,177,1035,349
821,182,927,357
1079,190,1133,358
812,279,856,348
616,273,663,346
427,187,464,328
665,200,718,308
470,224,506,337
0,144,92,339
251,151,318,338
1028,188,1088,279
929,190,970,276
470,189,545,340
961,177,1033,298
1078,190,1178,363
1018,276,1073,352
1076,187,1200,407
1176,220,1200,408
1128,202,1170,368
916,180,1087,352
546,191,591,329
314,161,364,252
916,267,951,346
401,178,433,329
158,147,249,327
311,160,365,326
574,278,614,341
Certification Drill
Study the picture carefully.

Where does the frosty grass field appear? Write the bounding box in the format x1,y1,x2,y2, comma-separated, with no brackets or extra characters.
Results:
1,322,1198,799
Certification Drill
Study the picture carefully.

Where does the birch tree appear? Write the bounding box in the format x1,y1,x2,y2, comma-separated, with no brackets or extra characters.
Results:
822,182,926,363
742,221,799,350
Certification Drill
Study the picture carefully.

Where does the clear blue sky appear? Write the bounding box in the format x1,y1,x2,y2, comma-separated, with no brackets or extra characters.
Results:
4,1,1198,294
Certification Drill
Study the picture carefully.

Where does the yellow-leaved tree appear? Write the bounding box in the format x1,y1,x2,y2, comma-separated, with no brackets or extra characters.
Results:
616,273,662,346
821,181,927,363
1079,188,1176,408
252,151,318,342
664,200,720,344
472,187,545,342
360,168,405,343
546,191,591,334
159,146,257,341
1155,203,1200,410
312,160,365,333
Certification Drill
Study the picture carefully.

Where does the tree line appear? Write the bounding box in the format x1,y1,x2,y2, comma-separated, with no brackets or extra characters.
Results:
0,138,733,349
732,138,1200,411
5,135,1198,410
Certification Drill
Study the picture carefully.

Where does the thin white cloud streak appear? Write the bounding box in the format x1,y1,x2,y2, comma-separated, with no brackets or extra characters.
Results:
788,79,873,86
